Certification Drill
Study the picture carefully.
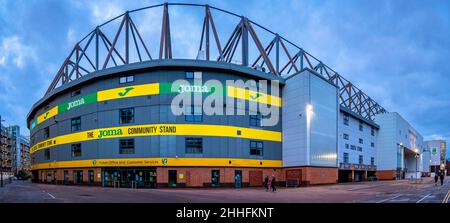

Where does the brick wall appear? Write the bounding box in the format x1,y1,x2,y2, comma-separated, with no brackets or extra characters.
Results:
157,167,283,187
376,170,396,180
283,166,338,186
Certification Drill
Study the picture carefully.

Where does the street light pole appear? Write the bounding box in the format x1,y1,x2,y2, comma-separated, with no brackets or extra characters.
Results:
415,153,420,182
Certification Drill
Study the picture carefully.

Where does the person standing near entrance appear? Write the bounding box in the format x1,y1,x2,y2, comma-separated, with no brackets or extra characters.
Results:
264,176,269,191
440,173,445,186
271,176,276,192
435,173,439,186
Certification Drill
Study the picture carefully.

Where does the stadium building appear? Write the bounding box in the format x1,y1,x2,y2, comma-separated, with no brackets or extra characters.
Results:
28,3,426,188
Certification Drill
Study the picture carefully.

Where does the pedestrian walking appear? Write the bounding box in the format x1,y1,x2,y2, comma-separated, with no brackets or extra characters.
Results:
271,176,276,192
264,176,269,191
267,178,272,192
434,173,439,186
440,173,445,186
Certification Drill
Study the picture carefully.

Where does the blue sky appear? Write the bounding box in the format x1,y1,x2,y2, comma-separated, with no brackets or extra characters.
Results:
0,0,449,157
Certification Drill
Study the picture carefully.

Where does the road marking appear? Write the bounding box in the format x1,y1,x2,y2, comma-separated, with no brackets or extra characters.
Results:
416,194,431,203
443,190,450,203
47,192,56,199
376,194,402,203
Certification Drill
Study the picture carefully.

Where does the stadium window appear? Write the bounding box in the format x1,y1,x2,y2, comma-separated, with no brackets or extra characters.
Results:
250,112,262,127
357,146,362,152
371,142,375,148
185,106,202,122
119,75,134,84
250,141,263,156
44,127,50,139
343,133,349,140
343,115,349,126
44,149,50,160
119,139,135,154
185,71,194,79
371,157,375,166
359,121,363,131
120,108,134,124
71,117,81,132
71,89,81,97
185,71,202,79
185,138,203,154
371,128,375,136
71,144,82,157
343,153,349,163
359,138,363,144
359,155,363,164
350,145,356,150
345,144,349,149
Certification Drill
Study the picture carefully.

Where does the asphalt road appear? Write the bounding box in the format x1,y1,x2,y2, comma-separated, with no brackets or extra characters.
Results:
0,178,449,203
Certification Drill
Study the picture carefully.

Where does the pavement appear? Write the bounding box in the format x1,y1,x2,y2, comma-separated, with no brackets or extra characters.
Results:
0,177,449,203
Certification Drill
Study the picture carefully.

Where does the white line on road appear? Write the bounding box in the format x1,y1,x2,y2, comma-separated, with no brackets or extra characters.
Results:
416,194,431,203
376,194,402,203
47,192,56,199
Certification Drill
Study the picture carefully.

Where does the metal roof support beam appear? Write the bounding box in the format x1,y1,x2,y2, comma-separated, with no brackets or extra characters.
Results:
241,17,249,67
159,3,172,59
245,19,277,75
103,15,126,69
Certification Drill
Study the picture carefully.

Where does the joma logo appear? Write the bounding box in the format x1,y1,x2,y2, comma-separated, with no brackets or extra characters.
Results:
98,129,123,139
67,98,85,110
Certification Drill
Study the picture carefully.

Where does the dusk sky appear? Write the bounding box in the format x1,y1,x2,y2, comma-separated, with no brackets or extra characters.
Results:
0,0,449,157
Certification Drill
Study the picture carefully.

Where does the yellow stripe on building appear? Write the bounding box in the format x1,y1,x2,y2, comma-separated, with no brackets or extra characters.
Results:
30,124,282,154
37,106,58,124
31,157,282,170
227,86,282,107
97,83,160,102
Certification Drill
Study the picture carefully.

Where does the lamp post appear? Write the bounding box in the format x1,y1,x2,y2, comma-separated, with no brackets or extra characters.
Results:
414,153,420,182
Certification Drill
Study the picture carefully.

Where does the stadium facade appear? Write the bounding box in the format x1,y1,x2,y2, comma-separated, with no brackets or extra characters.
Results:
27,3,443,188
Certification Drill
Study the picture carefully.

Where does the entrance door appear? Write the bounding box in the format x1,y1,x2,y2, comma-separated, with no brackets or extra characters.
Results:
103,168,157,188
249,171,263,187
211,170,220,187
63,171,68,185
168,170,177,187
234,170,242,188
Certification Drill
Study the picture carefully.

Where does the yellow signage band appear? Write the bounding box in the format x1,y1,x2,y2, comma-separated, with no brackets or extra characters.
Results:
30,124,282,154
227,86,282,107
31,157,283,170
31,82,282,130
